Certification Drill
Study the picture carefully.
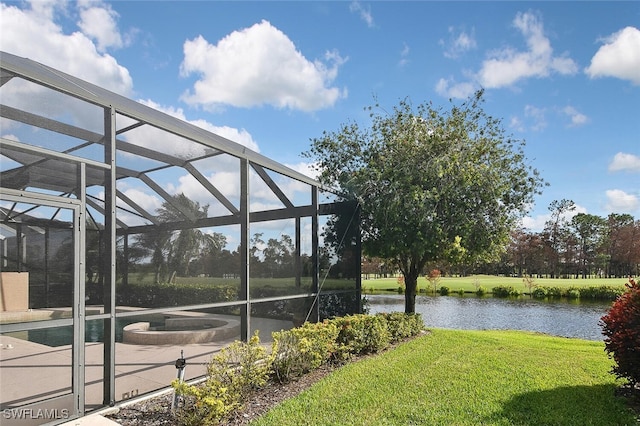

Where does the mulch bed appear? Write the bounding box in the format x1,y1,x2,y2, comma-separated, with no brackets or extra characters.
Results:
106,363,336,425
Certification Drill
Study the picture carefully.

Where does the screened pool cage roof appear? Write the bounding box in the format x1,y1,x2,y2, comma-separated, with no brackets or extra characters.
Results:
0,51,339,232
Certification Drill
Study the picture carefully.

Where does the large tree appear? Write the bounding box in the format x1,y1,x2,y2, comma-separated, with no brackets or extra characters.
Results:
570,213,607,278
542,199,576,278
305,91,545,313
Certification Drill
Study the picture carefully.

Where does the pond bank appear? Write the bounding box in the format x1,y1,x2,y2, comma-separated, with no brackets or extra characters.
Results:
367,294,612,341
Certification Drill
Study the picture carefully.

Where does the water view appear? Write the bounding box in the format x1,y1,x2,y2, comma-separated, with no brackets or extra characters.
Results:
367,294,613,341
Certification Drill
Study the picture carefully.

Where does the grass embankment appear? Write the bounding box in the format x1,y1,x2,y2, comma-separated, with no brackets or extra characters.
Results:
254,329,636,426
363,274,627,295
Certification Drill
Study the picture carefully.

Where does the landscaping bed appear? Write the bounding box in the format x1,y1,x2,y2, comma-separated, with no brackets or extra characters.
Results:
107,325,639,425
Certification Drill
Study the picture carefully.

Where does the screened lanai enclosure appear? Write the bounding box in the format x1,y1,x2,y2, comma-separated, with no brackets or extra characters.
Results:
0,51,361,425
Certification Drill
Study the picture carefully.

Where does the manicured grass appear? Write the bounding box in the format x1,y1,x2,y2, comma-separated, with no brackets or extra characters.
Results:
363,274,628,294
253,329,636,426
124,273,354,291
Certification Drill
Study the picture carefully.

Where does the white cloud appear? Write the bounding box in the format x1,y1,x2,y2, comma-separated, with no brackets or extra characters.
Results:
128,102,313,214
509,116,525,132
521,203,587,232
520,214,548,232
436,11,577,99
0,134,19,142
609,152,640,173
435,77,477,99
285,162,319,180
477,11,578,89
0,1,133,96
398,42,410,67
118,187,163,213
349,1,375,28
77,3,124,52
606,189,639,212
561,106,588,127
441,26,477,59
135,99,260,155
524,105,547,131
180,20,347,112
585,26,640,85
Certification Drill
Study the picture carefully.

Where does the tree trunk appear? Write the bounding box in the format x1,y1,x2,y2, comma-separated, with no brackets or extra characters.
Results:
404,273,419,313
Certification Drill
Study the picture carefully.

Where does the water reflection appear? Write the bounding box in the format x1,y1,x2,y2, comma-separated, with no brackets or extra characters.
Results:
367,295,612,341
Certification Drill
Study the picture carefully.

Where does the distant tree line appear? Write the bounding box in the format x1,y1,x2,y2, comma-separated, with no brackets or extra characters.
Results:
120,193,358,284
497,200,639,279
361,199,639,280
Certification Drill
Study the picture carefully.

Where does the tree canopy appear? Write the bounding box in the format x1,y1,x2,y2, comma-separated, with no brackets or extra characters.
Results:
304,91,546,313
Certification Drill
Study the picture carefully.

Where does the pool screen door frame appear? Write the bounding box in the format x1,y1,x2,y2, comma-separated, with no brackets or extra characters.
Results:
0,187,86,424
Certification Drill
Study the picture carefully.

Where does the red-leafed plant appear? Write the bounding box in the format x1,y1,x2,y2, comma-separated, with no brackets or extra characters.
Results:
600,277,640,387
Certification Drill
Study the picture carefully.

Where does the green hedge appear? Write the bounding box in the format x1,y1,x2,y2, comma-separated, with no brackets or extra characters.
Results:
116,282,238,307
173,313,424,424
492,286,521,297
531,285,624,301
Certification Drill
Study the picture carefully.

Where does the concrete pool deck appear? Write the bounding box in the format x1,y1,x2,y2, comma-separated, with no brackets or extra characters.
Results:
1,315,292,425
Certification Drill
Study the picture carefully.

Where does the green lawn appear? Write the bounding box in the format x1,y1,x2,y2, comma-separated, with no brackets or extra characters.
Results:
363,274,628,294
253,329,637,426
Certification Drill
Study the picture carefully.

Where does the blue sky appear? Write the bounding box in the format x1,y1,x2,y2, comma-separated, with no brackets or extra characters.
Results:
1,1,639,231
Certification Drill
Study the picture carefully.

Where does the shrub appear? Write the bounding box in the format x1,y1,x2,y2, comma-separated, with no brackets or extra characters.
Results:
600,278,640,387
492,286,520,297
476,286,487,296
376,312,423,342
117,282,237,308
439,286,450,296
457,288,465,296
566,287,581,299
581,286,625,301
270,321,339,383
206,332,270,393
545,286,563,298
173,333,268,425
531,287,547,299
174,312,424,423
332,314,391,362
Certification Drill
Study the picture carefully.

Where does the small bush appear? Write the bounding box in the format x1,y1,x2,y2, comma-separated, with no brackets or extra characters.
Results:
457,288,465,296
531,287,547,299
600,278,640,387
270,321,338,383
492,286,520,297
332,314,391,362
600,279,640,387
439,286,450,296
206,332,270,393
376,312,423,342
546,286,563,298
581,286,625,301
566,287,581,299
173,333,268,425
476,286,487,296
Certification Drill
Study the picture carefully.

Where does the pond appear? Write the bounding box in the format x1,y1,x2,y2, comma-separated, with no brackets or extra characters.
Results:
367,294,613,341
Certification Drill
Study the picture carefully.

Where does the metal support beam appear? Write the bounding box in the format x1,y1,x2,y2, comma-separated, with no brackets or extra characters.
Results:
355,204,363,313
103,106,117,406
311,186,319,322
239,158,250,341
295,217,301,288
251,164,294,208
75,162,86,415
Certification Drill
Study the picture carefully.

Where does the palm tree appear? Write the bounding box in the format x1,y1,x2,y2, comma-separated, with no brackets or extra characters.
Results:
134,193,209,283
